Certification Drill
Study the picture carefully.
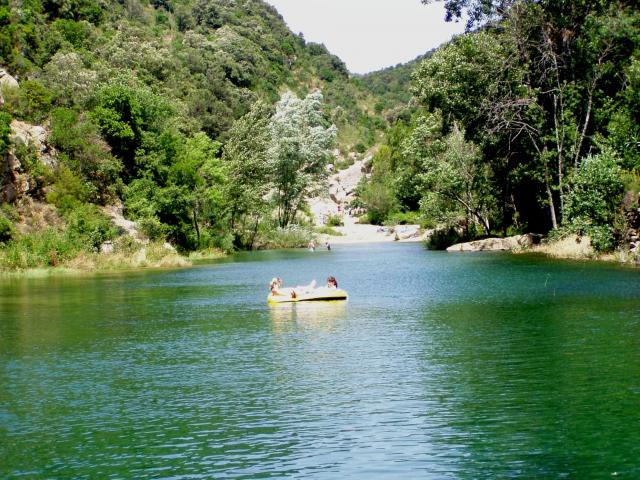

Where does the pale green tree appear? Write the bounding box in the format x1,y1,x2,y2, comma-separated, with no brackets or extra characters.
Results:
268,91,336,227
403,113,495,234
222,100,273,249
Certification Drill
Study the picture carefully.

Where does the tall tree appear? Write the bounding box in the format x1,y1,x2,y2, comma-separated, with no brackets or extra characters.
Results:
222,100,272,249
268,91,336,228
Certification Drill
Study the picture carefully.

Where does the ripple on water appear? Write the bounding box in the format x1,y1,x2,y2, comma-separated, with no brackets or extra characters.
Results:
1,244,640,478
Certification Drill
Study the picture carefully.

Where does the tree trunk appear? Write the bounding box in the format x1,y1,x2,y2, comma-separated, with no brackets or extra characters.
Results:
193,207,200,248
248,215,260,250
544,164,558,230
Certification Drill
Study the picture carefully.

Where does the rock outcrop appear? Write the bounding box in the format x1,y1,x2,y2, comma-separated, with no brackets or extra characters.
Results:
309,158,369,225
2,121,57,203
0,68,19,105
623,193,640,254
10,120,57,168
447,234,542,252
102,204,146,243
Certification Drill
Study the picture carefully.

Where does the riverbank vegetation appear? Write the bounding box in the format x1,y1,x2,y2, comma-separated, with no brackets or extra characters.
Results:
356,0,640,259
1,0,639,271
0,0,381,271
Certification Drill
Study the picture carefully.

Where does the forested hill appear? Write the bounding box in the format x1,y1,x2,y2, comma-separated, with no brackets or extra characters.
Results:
0,0,400,267
1,0,385,147
355,0,640,258
359,51,435,120
2,0,639,270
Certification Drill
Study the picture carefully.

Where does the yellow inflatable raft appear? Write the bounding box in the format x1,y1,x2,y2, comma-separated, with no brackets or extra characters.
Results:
268,287,348,304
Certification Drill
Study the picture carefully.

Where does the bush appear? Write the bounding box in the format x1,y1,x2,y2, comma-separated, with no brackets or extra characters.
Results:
424,226,464,250
562,151,625,252
46,165,91,208
315,225,344,236
137,216,169,241
0,228,81,269
0,111,11,156
65,204,117,252
565,152,624,226
326,214,343,227
385,210,421,226
262,225,314,248
0,216,14,244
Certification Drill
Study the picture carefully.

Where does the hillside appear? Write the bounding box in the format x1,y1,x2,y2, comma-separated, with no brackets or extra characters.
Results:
358,51,434,121
0,0,411,269
1,0,386,147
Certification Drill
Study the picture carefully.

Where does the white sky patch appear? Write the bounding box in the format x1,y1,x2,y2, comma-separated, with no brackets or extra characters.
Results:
264,0,466,74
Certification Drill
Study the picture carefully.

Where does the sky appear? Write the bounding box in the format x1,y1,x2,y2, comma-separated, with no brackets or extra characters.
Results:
263,0,466,74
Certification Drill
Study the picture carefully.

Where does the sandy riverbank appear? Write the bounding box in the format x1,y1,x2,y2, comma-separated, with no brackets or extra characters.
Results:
319,214,425,245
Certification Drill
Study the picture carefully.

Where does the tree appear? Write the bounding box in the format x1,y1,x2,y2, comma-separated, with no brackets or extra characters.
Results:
222,100,272,249
359,145,398,224
268,91,336,228
562,150,624,251
421,0,516,29
403,113,495,234
168,133,224,249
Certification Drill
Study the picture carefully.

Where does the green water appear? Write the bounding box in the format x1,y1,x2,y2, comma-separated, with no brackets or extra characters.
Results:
1,243,639,479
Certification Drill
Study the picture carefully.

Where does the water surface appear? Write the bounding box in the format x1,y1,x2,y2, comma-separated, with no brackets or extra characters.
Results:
1,243,639,478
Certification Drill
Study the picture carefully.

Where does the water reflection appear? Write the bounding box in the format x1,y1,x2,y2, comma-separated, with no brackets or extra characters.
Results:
1,244,640,479
269,301,348,332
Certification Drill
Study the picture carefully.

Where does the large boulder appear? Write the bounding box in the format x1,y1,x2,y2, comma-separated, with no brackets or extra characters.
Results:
0,69,19,105
1,152,29,203
10,120,57,167
447,234,541,252
102,204,146,244
1,121,57,202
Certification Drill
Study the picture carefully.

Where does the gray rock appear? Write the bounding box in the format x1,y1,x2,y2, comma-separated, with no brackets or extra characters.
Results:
101,241,114,254
10,120,57,168
0,69,18,89
447,234,541,252
0,69,18,105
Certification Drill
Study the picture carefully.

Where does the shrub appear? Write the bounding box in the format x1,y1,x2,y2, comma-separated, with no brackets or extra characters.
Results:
65,204,117,252
137,216,169,241
46,165,91,208
315,225,344,236
0,111,11,156
565,152,624,226
385,210,421,226
424,226,464,250
0,228,81,269
326,214,343,227
0,216,14,244
562,151,625,252
262,225,314,248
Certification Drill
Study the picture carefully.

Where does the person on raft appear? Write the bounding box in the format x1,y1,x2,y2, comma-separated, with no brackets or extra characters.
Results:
269,277,284,295
326,276,338,288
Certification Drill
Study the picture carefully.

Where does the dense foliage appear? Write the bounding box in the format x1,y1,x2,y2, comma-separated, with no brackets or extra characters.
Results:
357,0,639,252
1,0,638,268
0,0,389,265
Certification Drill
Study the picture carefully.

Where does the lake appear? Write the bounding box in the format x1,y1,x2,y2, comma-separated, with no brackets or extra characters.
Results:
1,243,639,479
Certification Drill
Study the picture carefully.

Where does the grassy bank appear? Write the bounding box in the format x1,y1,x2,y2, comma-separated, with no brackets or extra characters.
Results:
0,241,229,277
522,234,638,265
